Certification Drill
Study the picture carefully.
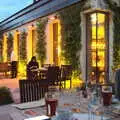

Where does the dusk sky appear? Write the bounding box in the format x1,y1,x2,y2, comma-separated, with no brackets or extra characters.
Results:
0,0,33,22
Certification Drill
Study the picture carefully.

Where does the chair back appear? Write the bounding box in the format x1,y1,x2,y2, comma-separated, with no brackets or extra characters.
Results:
42,64,51,68
19,80,48,103
61,65,72,80
46,66,61,85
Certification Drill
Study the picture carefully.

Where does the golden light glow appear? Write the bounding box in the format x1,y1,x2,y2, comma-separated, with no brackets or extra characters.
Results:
58,20,61,65
18,61,26,78
48,19,62,65
91,13,97,24
49,16,56,20
91,12,106,83
27,25,35,62
48,22,53,64
3,34,7,62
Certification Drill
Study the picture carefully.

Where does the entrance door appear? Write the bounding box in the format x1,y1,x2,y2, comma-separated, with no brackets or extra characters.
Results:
86,12,109,84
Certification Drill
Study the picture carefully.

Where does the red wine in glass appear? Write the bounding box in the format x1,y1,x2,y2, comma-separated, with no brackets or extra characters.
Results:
46,98,58,116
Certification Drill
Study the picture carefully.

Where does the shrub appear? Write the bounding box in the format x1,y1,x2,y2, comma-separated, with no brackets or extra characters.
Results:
0,87,13,105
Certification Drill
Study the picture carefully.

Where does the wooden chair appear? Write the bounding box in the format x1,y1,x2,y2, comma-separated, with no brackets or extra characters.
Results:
0,62,11,77
26,64,39,80
46,66,61,87
42,64,51,68
19,80,48,103
60,65,72,89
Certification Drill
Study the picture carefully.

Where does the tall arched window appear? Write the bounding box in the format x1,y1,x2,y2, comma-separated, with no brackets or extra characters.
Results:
86,11,109,84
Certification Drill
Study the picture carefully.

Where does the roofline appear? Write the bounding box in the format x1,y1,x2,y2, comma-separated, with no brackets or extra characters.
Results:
0,0,83,32
0,0,50,24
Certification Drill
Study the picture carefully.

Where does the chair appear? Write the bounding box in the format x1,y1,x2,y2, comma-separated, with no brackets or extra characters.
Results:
46,66,61,87
39,69,47,80
60,65,72,89
42,64,51,68
26,64,39,80
19,79,48,103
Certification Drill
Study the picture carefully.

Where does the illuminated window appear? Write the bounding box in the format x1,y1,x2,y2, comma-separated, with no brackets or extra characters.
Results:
86,11,109,84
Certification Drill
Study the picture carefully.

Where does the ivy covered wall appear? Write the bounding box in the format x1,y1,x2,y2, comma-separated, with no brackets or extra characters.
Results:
0,34,3,62
7,33,13,61
36,18,48,66
19,30,27,61
59,1,86,70
105,0,120,69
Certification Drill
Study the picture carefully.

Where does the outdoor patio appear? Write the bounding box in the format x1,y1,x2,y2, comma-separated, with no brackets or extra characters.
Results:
0,0,120,120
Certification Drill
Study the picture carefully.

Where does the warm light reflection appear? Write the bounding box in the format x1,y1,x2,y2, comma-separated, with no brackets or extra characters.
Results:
91,13,97,24
48,19,61,65
27,25,35,62
58,20,61,65
90,12,106,83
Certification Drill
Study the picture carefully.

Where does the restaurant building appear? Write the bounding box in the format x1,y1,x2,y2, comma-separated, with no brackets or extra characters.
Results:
0,0,120,84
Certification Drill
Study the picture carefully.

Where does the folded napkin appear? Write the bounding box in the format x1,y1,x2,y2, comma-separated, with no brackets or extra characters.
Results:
12,99,45,110
24,115,50,120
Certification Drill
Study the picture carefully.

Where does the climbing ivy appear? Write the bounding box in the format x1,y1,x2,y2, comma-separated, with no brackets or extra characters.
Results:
105,0,120,69
7,33,13,61
59,1,86,70
36,18,48,65
19,30,27,61
0,37,3,62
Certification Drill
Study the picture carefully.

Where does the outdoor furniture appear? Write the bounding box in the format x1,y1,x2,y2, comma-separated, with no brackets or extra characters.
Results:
26,64,39,80
60,65,72,88
42,64,51,68
1,89,120,120
19,80,48,103
0,62,11,77
46,66,61,87
39,67,48,80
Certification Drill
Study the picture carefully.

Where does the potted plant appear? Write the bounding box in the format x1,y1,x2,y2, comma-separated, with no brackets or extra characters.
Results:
0,87,13,105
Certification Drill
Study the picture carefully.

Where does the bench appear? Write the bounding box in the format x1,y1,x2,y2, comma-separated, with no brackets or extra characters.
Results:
0,62,11,76
19,80,48,103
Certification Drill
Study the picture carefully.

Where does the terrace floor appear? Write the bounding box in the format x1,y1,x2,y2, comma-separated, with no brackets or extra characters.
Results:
0,73,82,104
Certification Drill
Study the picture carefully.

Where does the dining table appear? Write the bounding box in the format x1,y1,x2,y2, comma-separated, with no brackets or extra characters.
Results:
0,89,120,120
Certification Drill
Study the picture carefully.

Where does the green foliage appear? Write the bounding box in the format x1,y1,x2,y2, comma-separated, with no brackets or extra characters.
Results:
0,87,13,105
19,30,27,61
36,18,48,65
7,33,13,61
105,0,120,69
0,38,3,62
59,1,86,70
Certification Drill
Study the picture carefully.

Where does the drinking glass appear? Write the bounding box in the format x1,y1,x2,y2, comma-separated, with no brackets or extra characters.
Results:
102,86,112,106
45,86,59,117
